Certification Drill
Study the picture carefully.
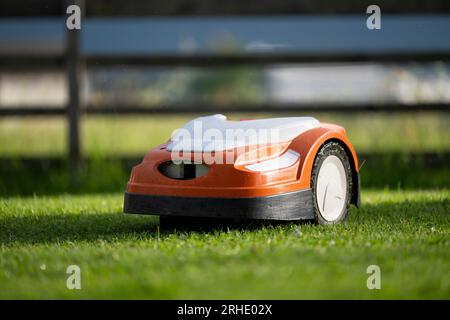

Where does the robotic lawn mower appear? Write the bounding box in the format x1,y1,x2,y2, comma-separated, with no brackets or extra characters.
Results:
124,115,360,224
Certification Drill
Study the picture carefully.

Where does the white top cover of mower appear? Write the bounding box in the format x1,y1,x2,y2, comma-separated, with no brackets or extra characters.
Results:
167,114,319,152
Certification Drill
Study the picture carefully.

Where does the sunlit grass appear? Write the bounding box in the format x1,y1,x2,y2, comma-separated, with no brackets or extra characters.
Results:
0,190,448,299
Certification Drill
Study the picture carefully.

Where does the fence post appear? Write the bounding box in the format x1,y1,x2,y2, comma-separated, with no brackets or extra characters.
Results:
65,0,84,180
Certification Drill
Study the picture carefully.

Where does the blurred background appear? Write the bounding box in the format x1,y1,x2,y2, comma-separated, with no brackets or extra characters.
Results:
0,0,449,195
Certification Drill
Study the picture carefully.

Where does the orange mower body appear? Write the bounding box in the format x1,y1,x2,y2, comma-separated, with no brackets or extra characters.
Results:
124,115,360,223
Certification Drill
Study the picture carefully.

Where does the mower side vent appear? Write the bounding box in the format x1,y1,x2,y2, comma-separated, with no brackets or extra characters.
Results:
158,162,209,180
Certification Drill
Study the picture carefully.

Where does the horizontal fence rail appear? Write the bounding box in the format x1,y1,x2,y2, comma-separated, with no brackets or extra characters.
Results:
1,102,450,117
3,52,450,68
84,53,450,66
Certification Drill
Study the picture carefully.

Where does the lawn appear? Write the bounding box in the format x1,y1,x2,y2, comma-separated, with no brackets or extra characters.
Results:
0,190,448,299
0,113,449,299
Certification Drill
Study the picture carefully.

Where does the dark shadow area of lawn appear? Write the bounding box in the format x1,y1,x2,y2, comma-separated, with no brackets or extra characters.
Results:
1,198,448,245
159,216,313,233
0,211,307,245
0,212,158,245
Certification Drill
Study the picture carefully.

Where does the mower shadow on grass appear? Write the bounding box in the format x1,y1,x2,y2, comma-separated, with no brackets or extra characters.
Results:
0,211,311,245
158,215,315,233
0,212,158,245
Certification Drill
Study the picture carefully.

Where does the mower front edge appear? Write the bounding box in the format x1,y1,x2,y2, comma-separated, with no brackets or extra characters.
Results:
123,189,315,221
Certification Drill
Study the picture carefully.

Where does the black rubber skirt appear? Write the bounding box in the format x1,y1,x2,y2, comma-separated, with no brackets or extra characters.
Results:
124,189,315,221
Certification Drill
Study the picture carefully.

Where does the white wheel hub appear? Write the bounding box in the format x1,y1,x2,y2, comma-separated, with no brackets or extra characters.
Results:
315,155,347,222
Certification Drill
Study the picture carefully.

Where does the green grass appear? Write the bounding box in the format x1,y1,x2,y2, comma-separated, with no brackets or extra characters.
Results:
0,190,448,299
0,113,448,298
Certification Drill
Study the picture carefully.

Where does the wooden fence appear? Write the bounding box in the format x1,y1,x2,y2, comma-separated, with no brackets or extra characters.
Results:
1,1,449,168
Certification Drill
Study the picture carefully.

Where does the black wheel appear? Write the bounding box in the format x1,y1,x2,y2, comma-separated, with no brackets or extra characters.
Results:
310,141,353,224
